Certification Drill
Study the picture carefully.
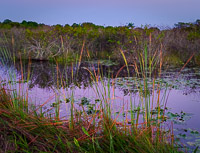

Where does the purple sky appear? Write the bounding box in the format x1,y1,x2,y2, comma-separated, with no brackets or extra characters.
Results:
1,0,200,27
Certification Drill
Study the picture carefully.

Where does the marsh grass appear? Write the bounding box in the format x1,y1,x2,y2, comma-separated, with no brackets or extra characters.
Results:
0,44,185,152
0,85,181,152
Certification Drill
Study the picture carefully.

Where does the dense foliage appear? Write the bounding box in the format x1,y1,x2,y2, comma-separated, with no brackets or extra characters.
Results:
0,19,200,66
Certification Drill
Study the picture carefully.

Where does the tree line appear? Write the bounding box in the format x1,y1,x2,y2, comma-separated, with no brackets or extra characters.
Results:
0,19,200,66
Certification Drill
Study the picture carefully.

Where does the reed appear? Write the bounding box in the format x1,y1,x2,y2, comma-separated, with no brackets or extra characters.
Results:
0,87,180,152
0,44,183,152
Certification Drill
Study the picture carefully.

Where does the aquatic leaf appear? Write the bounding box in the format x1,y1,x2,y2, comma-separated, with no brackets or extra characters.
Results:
195,139,200,142
187,128,200,136
167,112,179,118
175,138,180,142
191,130,199,135
86,110,95,115
187,141,195,146
88,105,94,110
183,129,188,132
66,98,70,103
81,97,90,105
178,133,186,138
173,120,185,125
50,102,59,107
95,99,100,103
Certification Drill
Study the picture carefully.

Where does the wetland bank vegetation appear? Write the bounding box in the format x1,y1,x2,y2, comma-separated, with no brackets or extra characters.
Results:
0,19,200,66
0,19,200,152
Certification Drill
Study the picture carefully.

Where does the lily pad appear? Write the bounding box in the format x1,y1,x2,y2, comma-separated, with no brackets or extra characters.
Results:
81,97,90,105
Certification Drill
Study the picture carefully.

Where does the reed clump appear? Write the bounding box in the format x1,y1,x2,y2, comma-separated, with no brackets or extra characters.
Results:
0,82,182,152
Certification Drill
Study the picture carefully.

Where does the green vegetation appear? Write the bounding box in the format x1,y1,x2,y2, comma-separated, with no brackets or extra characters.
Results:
0,46,185,152
0,19,200,66
0,98,180,152
0,19,199,152
0,60,182,152
194,53,200,66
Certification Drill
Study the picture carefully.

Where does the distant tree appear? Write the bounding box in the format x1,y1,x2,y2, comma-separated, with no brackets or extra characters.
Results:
174,22,191,29
54,24,62,28
195,19,200,26
81,22,96,28
10,22,20,28
3,19,12,24
72,23,79,27
127,22,135,29
64,24,70,28
38,23,45,26
28,21,38,27
21,20,38,28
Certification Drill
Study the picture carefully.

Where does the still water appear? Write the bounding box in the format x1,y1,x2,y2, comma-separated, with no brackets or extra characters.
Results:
0,60,200,150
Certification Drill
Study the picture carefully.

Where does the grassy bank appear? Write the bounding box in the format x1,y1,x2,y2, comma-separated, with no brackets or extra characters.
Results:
0,85,181,152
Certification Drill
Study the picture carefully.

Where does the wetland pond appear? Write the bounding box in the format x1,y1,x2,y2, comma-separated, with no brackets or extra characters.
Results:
0,60,200,151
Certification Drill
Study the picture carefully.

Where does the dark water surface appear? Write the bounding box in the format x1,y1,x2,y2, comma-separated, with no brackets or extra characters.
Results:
0,60,200,151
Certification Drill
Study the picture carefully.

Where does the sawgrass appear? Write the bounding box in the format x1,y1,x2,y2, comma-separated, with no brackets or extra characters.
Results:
0,85,181,152
0,42,185,152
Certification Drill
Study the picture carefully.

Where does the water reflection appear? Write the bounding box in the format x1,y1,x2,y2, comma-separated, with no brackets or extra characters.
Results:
13,61,136,90
1,60,200,103
0,59,200,150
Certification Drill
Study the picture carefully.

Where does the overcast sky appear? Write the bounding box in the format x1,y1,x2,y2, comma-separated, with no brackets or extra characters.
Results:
0,0,200,27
